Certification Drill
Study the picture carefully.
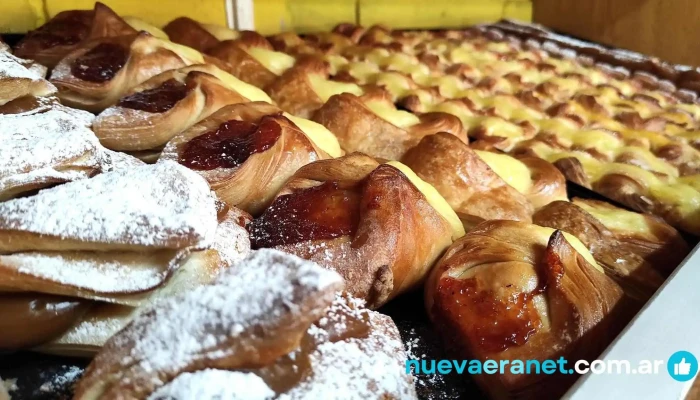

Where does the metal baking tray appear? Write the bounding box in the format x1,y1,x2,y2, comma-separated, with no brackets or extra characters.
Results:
1,23,699,399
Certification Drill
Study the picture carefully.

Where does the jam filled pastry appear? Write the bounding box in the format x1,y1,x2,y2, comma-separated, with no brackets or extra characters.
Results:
13,2,165,68
533,198,689,301
312,90,467,160
92,64,272,159
266,57,365,118
50,32,206,113
159,101,342,215
74,249,416,400
207,31,297,89
401,132,534,229
426,220,625,399
0,51,56,105
0,161,251,352
0,102,101,200
248,153,464,308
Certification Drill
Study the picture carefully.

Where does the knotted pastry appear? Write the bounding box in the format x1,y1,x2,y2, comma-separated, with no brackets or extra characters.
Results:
92,63,271,157
0,101,101,200
0,51,56,105
50,31,206,112
312,91,468,160
248,153,464,308
401,132,533,229
0,161,250,352
74,249,416,399
533,198,688,301
427,220,625,399
159,101,341,215
12,2,164,68
266,57,364,118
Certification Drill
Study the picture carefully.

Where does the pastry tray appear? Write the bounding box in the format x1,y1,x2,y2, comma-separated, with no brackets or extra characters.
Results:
2,23,700,399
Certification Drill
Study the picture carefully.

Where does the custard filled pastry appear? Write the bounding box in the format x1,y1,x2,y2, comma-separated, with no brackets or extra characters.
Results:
163,17,238,53
0,102,100,200
427,220,624,399
0,161,250,351
74,249,416,400
0,51,56,105
266,57,364,118
93,64,271,156
401,132,533,229
248,153,464,308
50,32,205,112
312,91,468,160
12,2,158,68
159,101,341,215
533,198,688,301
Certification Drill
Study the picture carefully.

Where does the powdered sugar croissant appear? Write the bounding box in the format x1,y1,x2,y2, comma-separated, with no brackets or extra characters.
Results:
159,101,341,215
248,153,464,308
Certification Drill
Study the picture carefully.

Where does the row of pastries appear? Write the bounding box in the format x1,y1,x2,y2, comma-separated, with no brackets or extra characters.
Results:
0,3,694,399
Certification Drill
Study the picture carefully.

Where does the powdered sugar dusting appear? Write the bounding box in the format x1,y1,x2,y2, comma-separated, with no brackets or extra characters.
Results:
0,161,218,249
0,51,48,82
38,366,83,393
148,370,274,400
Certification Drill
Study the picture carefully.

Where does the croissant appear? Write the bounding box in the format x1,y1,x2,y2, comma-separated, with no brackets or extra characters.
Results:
533,198,689,301
159,101,341,215
12,2,146,68
312,90,468,160
0,51,56,106
0,101,102,200
0,161,250,352
401,132,533,229
92,64,271,156
266,57,364,118
248,153,464,308
50,32,206,112
427,220,625,399
74,249,416,400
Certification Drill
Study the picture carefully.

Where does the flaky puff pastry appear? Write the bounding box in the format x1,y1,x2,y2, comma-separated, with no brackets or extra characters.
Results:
266,57,365,118
313,90,468,160
402,132,533,230
159,101,340,215
533,198,689,301
93,64,271,154
50,32,205,113
248,153,464,308
74,249,416,400
427,220,625,400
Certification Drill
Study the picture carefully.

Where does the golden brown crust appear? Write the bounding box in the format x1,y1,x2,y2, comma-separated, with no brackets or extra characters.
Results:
402,132,533,229
427,220,624,399
159,102,329,215
312,92,467,160
208,32,280,88
163,17,220,53
93,64,252,152
518,156,569,209
251,153,454,308
265,57,328,118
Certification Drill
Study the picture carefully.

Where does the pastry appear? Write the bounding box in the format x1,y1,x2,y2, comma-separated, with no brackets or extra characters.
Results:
312,90,467,160
50,32,206,112
533,198,689,301
426,220,625,399
401,132,533,229
163,17,238,53
248,153,464,308
0,161,250,351
74,249,416,399
266,57,364,118
92,63,271,156
0,51,56,105
0,101,100,200
159,101,341,215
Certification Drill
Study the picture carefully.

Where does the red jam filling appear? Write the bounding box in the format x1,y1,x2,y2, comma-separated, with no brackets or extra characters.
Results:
118,79,191,113
71,42,129,83
435,277,542,353
179,117,282,170
248,181,361,248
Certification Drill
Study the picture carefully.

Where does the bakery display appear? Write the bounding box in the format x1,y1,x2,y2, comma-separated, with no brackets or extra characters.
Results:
248,153,464,308
2,6,698,400
73,249,416,399
426,220,626,399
